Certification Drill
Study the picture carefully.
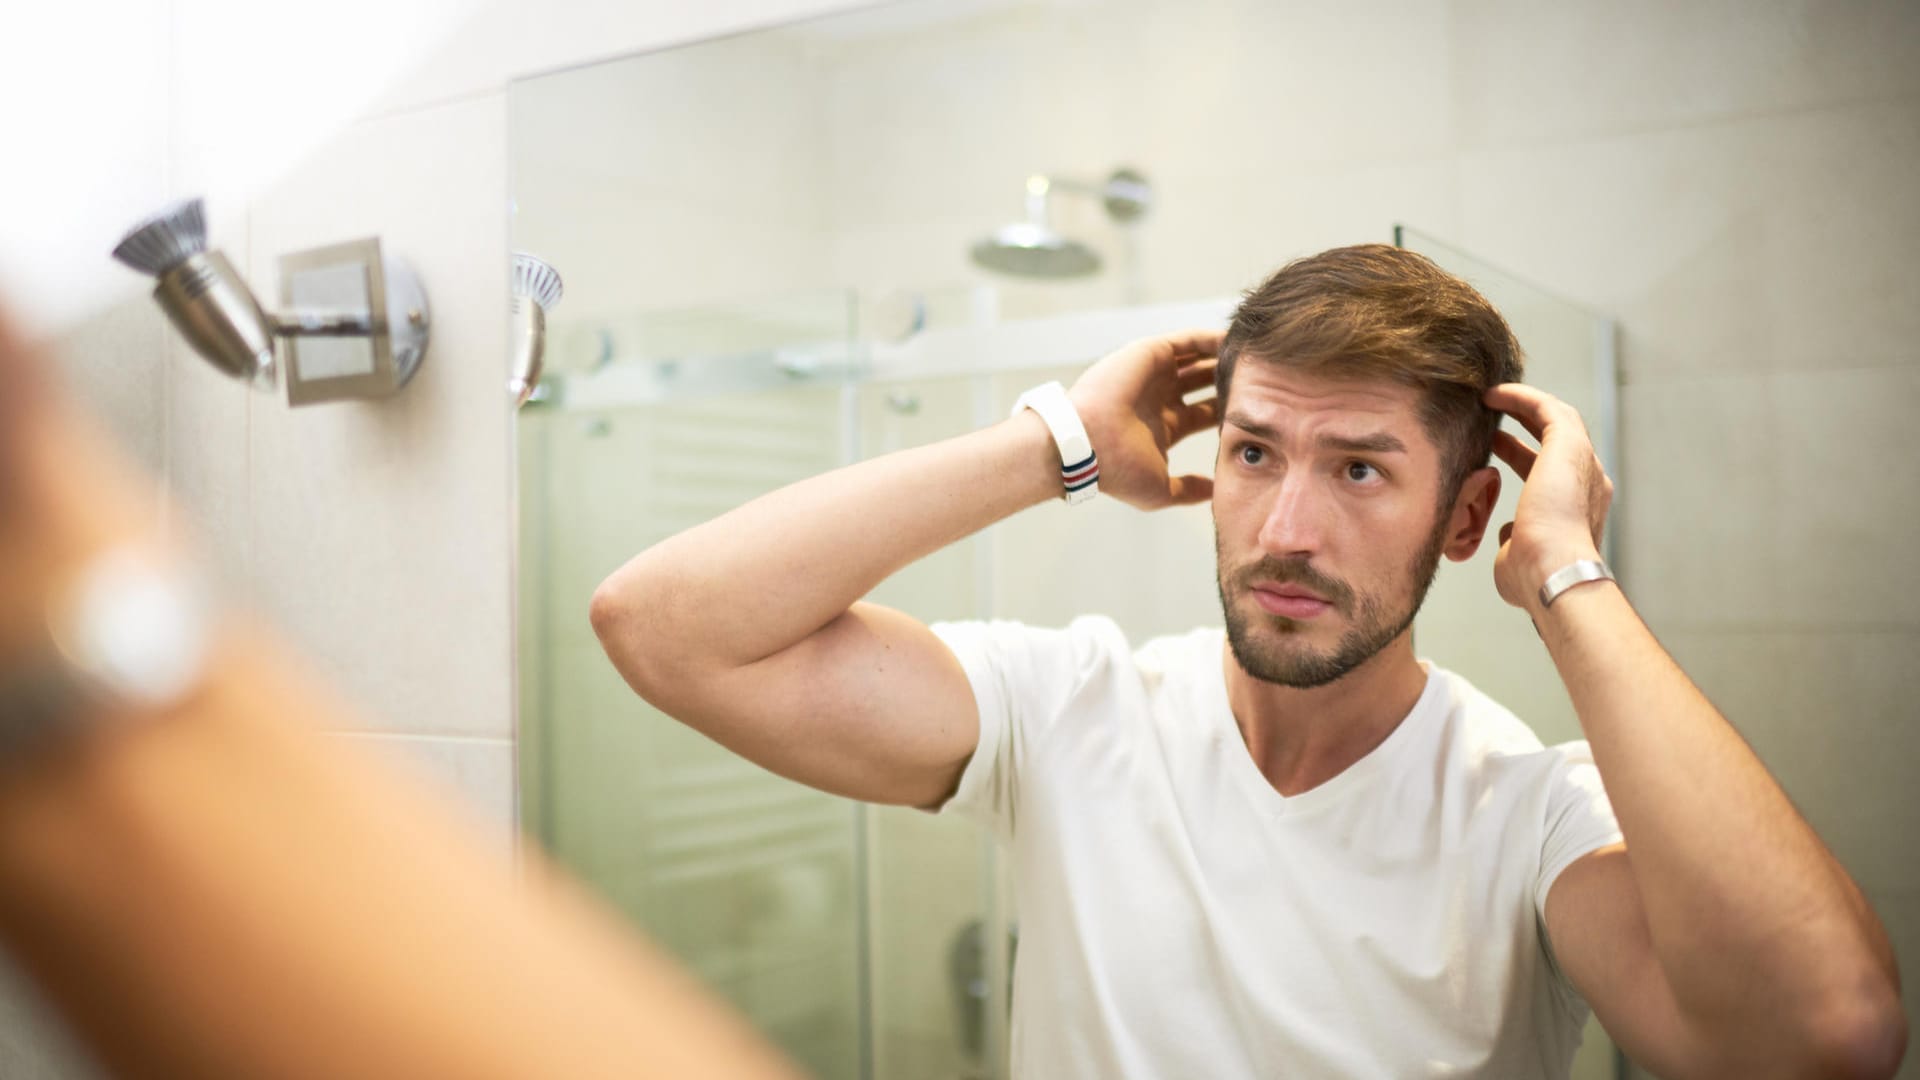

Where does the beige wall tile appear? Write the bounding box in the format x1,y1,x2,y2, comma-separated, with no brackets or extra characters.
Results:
1458,101,1920,382
164,337,255,592
1451,0,1920,148
1769,365,1920,626
50,296,170,492
1660,630,1920,896
1625,364,1920,629
243,93,512,738
1618,373,1775,627
370,0,869,118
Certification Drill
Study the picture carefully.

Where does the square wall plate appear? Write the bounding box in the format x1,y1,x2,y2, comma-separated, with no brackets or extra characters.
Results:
280,237,397,405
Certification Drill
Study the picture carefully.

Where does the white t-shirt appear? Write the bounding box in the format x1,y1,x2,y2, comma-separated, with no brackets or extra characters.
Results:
930,615,1622,1079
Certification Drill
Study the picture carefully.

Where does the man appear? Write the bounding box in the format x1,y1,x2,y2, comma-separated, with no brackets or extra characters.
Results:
590,245,1904,1078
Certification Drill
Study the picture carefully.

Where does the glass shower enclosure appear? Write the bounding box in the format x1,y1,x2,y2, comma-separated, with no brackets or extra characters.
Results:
515,230,1622,1079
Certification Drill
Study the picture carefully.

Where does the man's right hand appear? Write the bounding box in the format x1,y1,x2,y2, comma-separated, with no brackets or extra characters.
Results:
1067,328,1225,510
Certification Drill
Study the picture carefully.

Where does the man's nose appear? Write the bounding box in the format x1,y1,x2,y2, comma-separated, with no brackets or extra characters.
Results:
1256,472,1329,560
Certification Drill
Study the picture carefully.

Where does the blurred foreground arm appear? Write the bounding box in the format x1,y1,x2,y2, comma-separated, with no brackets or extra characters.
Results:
0,314,802,1079
1486,383,1905,1080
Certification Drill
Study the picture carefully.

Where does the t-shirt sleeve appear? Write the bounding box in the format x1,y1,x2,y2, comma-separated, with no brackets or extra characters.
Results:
1532,740,1624,1015
926,615,1121,842
1534,740,1624,925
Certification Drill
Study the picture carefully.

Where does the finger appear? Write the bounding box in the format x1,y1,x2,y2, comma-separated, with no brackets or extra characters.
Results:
1177,396,1219,434
1490,429,1537,480
1155,327,1227,364
1176,359,1218,393
1168,473,1214,505
1499,521,1514,545
1481,383,1564,443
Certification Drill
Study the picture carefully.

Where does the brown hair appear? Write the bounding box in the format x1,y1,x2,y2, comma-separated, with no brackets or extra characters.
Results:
1216,243,1524,502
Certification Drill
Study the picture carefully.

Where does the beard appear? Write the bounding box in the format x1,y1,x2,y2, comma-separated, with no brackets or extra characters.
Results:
1217,513,1450,689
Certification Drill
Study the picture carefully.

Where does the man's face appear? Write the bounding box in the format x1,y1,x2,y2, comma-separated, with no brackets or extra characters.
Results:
1212,362,1457,688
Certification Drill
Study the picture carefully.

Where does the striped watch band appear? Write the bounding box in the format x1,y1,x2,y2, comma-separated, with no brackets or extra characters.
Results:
1012,381,1099,505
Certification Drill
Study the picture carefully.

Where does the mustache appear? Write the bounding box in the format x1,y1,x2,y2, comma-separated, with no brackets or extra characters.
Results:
1231,557,1354,611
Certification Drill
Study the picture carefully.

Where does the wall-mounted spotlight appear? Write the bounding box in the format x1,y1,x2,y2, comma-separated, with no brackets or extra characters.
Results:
111,198,431,406
509,252,563,407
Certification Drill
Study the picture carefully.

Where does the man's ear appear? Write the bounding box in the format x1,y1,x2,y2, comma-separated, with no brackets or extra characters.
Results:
1442,466,1501,562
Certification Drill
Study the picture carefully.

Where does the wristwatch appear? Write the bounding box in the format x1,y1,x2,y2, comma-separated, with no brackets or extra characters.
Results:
1012,381,1099,505
0,545,214,756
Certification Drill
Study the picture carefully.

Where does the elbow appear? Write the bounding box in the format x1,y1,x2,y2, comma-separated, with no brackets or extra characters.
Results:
1802,984,1907,1080
588,568,693,705
588,573,658,686
587,576,627,647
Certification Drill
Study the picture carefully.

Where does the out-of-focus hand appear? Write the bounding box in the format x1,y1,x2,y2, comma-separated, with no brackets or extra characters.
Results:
1066,328,1224,510
1483,383,1614,614
0,308,46,522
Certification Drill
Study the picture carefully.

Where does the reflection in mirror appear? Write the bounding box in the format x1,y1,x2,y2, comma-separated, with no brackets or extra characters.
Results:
512,3,1619,1078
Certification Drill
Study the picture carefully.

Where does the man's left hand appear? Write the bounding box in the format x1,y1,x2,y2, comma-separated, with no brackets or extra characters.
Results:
1483,383,1615,614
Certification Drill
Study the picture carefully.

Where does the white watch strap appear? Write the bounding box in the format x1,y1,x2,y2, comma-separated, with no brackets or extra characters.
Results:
0,547,213,756
1011,381,1098,505
1537,558,1615,608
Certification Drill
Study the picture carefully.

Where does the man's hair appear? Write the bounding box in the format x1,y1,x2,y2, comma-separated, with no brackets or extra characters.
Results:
1216,243,1525,503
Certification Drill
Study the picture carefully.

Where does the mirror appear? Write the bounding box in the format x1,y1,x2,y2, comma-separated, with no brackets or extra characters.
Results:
510,2,1618,1077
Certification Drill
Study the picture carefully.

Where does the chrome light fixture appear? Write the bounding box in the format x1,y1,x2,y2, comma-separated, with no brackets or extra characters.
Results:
112,198,431,406
508,252,564,407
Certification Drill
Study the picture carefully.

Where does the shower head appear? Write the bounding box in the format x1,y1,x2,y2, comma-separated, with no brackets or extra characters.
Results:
509,252,564,407
971,222,1102,278
112,197,276,389
970,168,1152,281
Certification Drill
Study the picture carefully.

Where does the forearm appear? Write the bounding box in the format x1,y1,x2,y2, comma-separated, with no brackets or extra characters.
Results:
0,407,797,1078
0,630,800,1080
1536,583,1901,1048
593,408,1059,671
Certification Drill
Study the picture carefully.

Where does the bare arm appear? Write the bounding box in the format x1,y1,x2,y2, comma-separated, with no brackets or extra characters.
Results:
1485,384,1905,1079
589,330,1224,807
0,322,800,1079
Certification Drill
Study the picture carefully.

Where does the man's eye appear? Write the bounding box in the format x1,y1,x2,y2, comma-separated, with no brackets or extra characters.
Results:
1239,445,1264,465
1345,461,1381,483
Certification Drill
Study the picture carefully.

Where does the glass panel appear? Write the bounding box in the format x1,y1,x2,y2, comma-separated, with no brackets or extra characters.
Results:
1399,225,1624,1080
1399,225,1618,749
517,370,864,1078
855,375,995,1080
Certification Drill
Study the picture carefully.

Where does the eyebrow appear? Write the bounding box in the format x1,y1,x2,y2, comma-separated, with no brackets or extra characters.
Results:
1223,412,1408,455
